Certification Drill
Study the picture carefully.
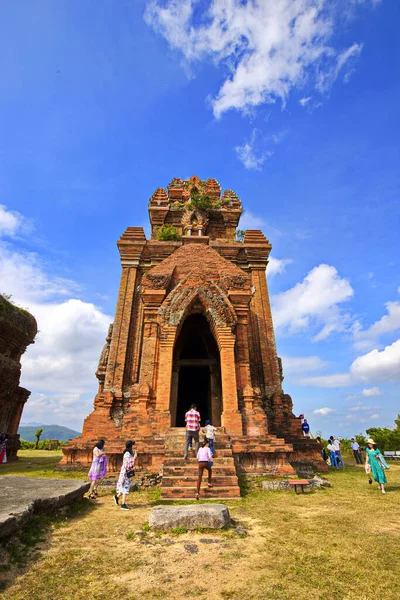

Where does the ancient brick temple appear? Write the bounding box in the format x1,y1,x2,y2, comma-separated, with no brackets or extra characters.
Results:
0,295,37,460
62,176,325,496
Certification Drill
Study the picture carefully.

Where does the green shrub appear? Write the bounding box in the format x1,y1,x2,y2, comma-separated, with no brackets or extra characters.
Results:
156,225,182,242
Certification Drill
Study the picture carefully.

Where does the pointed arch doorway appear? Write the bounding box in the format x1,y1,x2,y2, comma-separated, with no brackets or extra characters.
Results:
170,312,222,427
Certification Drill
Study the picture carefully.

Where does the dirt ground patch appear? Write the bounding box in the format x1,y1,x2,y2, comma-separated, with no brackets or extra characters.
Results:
1,463,399,600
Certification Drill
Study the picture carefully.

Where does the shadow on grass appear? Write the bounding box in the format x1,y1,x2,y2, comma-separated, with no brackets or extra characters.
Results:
0,498,96,593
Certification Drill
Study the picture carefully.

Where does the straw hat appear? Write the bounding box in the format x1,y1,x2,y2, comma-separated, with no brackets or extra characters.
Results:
367,438,375,445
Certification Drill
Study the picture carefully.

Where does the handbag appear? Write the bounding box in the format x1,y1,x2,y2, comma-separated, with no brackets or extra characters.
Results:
365,463,371,474
126,469,135,478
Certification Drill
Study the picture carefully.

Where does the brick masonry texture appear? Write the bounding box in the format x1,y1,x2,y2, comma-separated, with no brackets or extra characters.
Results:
61,176,326,491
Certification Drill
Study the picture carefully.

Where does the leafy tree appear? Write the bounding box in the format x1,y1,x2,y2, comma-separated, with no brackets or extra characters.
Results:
236,229,245,242
35,427,43,449
366,416,400,452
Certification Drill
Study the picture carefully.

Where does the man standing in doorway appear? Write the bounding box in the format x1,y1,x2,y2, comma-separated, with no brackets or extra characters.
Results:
184,404,201,459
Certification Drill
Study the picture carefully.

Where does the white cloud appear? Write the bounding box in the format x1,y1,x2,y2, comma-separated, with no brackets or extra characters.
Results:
296,373,353,388
299,96,312,106
313,407,335,416
353,298,400,350
0,209,112,429
272,264,354,340
350,339,400,383
362,386,382,397
145,0,369,117
281,355,328,375
0,243,79,302
267,257,293,278
0,205,27,237
234,129,273,170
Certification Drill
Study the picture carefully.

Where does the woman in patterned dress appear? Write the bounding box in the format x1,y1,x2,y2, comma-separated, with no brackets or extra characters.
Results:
88,440,107,499
365,438,388,494
114,440,137,511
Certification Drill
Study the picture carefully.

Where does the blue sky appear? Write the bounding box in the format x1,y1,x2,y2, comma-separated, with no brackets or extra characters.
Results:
1,0,399,436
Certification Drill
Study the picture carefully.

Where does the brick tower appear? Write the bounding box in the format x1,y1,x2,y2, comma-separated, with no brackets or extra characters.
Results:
61,176,325,495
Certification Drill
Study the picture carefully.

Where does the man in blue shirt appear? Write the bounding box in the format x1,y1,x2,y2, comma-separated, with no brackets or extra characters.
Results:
301,419,311,437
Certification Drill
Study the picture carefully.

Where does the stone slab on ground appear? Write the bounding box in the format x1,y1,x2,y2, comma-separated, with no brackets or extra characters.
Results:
261,475,331,492
149,504,231,530
0,476,90,539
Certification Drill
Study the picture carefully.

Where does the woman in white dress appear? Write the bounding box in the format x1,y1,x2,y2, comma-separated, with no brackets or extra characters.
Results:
114,440,137,511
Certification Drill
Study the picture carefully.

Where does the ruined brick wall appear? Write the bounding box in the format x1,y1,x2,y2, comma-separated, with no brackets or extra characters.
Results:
0,295,37,460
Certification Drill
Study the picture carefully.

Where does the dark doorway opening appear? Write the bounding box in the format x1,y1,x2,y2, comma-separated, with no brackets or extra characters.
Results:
176,366,210,427
171,312,222,427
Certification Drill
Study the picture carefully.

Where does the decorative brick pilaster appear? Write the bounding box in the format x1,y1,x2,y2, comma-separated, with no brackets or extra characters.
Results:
218,327,243,436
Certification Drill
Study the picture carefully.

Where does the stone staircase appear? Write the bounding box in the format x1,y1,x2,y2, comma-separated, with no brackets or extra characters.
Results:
160,427,241,500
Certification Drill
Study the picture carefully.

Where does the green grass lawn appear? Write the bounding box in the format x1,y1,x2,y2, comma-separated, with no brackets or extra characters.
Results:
1,452,399,600
0,450,87,480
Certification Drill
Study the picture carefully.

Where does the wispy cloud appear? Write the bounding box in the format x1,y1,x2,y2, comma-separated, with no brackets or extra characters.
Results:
235,129,273,170
145,1,373,117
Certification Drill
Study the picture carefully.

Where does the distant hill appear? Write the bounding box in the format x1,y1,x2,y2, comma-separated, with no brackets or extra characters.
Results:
18,425,81,442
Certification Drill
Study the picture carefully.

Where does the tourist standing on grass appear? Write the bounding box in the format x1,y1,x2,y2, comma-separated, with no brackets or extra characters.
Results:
196,440,213,500
351,438,363,464
365,438,389,494
88,440,107,498
327,439,338,468
184,404,201,459
330,436,345,468
114,440,137,510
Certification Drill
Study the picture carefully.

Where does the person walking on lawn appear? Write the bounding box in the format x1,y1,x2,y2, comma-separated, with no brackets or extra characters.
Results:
351,438,363,464
196,439,213,500
365,438,389,494
88,440,107,499
114,440,137,510
183,404,201,459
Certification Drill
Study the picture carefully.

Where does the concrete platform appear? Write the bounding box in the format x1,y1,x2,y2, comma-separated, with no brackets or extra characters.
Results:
0,476,90,539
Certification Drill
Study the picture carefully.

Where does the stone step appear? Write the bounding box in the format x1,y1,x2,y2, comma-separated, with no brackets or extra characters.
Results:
160,485,241,500
163,467,236,477
162,476,238,487
164,455,235,469
164,449,233,457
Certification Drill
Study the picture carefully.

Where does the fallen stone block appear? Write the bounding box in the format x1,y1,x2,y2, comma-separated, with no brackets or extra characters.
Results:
149,504,231,530
261,480,292,491
0,476,90,539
